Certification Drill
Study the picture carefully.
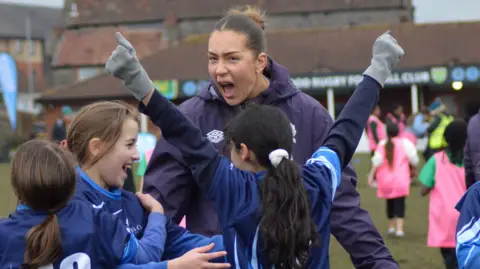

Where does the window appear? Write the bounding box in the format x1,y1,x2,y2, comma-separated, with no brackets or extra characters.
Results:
77,67,98,81
15,40,24,54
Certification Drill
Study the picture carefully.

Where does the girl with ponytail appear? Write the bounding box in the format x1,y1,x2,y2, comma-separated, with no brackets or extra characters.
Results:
105,10,404,266
369,122,419,237
0,139,178,268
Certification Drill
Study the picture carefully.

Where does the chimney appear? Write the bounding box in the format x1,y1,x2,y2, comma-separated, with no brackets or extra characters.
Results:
63,0,79,25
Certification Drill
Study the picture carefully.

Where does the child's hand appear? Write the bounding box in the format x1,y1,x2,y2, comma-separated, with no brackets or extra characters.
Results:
168,243,230,269
136,193,164,214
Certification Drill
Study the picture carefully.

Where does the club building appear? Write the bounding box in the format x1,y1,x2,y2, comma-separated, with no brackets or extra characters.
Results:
37,21,480,152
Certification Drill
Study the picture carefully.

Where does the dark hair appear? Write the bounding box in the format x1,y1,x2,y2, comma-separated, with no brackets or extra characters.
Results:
11,139,76,268
214,13,266,55
390,103,402,113
385,123,399,167
225,104,317,269
444,119,467,161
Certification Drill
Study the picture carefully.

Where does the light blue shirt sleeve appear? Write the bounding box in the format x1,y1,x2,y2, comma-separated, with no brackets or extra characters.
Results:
121,213,167,264
117,261,168,269
412,114,429,136
305,146,341,200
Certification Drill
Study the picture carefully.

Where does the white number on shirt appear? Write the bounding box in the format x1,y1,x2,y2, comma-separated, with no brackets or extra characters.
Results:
39,252,91,269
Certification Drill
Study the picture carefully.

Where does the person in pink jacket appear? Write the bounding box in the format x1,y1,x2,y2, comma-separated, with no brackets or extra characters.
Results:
368,123,419,237
385,103,406,136
419,120,467,269
366,105,386,154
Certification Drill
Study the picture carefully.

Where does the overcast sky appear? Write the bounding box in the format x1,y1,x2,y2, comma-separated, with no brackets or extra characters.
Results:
1,0,480,23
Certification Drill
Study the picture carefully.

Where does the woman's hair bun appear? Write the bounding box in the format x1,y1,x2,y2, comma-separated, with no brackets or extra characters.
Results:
227,5,266,30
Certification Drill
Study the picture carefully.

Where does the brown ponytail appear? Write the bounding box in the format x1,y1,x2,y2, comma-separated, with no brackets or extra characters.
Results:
385,123,399,167
23,214,62,269
11,139,77,268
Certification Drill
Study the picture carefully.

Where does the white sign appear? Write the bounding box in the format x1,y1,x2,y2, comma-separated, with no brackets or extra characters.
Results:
292,70,432,90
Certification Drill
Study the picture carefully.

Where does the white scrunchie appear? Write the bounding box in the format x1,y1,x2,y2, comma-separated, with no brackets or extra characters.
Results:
268,149,290,168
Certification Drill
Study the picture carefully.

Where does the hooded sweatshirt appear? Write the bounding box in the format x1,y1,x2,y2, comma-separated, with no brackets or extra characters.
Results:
144,59,398,269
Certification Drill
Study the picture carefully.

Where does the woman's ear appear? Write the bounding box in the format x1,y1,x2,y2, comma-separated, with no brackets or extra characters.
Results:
256,52,268,74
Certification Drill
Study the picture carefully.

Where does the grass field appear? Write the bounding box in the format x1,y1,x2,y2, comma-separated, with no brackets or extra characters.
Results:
0,154,445,268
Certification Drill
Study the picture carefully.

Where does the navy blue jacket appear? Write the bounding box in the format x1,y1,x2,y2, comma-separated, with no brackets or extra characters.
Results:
73,166,225,269
140,74,385,268
144,59,398,269
0,200,166,268
465,112,480,188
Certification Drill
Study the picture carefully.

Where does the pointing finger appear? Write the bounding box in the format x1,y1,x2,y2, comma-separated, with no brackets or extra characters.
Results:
116,32,134,52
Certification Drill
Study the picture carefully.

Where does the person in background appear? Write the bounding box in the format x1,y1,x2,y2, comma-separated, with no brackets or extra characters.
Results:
367,105,386,155
366,105,386,187
404,106,430,146
424,99,454,161
51,105,74,143
419,120,467,269
143,6,399,268
464,107,480,189
385,103,406,135
402,107,430,183
368,123,419,237
411,106,431,139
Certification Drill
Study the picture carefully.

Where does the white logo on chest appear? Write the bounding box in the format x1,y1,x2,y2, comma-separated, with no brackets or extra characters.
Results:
207,129,224,143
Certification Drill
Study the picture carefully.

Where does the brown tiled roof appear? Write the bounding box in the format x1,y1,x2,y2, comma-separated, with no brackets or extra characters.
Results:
265,0,404,14
38,73,127,102
141,21,480,77
66,0,405,26
38,21,480,102
52,27,167,67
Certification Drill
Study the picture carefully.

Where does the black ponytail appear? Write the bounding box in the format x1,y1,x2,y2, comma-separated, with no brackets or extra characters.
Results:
260,159,317,268
225,104,318,269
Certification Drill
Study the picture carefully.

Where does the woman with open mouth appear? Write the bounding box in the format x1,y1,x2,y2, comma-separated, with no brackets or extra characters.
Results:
143,5,400,269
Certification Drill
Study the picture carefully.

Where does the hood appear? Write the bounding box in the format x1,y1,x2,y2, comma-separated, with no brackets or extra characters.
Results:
196,58,300,107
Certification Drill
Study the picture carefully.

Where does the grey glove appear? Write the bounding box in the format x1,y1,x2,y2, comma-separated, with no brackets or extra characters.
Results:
105,32,153,101
363,30,405,87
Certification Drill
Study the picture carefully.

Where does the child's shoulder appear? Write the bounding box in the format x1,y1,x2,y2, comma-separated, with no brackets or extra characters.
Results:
456,182,480,212
120,189,141,204
466,181,480,195
120,190,146,212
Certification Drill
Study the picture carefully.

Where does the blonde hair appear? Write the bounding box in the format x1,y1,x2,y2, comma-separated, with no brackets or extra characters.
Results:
227,5,266,30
